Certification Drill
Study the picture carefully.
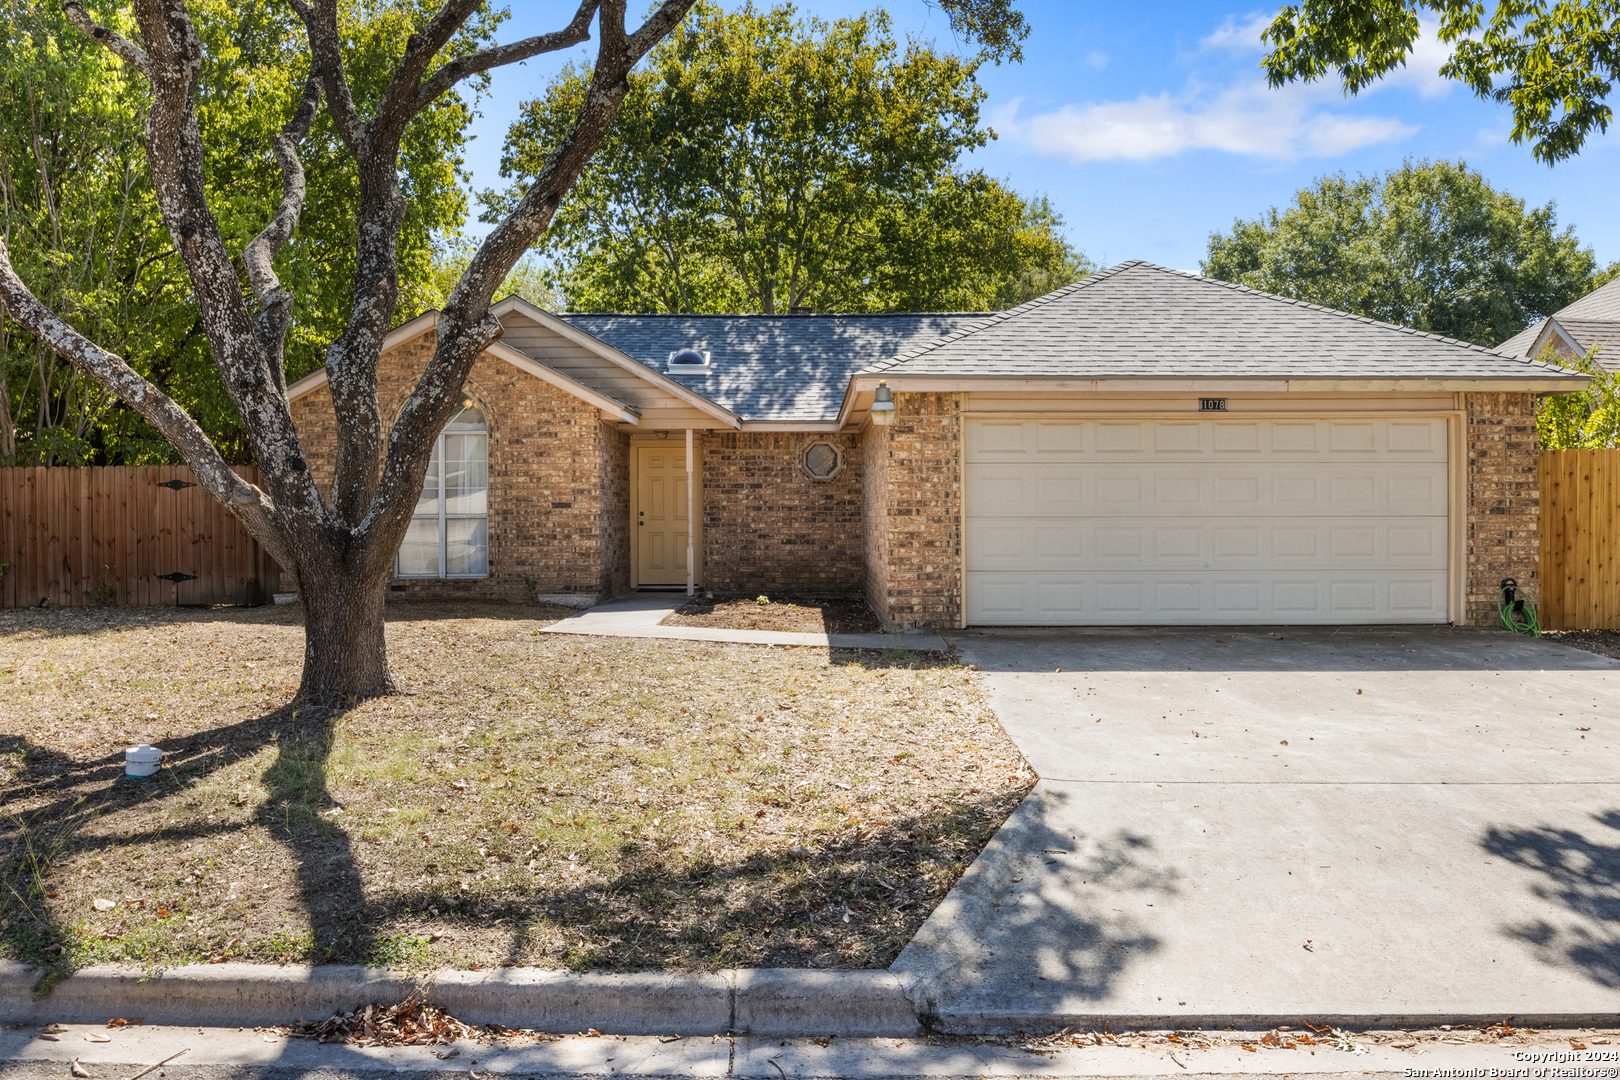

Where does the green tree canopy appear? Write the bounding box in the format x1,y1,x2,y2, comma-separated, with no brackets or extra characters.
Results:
1202,159,1601,346
0,0,474,466
1261,0,1620,165
484,1,1087,314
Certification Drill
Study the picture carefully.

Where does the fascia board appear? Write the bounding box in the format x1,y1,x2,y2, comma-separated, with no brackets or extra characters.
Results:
736,420,844,432
284,367,330,402
381,309,440,351
1283,378,1591,392
493,295,743,428
843,374,1590,394
285,318,647,424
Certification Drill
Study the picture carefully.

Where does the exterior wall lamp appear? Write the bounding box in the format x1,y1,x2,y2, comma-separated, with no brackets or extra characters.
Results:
870,381,896,426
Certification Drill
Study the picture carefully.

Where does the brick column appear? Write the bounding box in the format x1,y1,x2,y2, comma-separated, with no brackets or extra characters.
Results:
862,392,963,629
1466,391,1540,625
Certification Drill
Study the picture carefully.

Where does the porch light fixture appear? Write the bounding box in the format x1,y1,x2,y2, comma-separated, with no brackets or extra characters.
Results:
870,380,896,425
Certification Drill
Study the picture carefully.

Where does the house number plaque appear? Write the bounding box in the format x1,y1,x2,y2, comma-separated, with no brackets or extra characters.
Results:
1199,398,1228,411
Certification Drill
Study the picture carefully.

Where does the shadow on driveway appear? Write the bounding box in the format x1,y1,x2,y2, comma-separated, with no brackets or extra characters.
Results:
1487,810,1620,990
893,783,1177,1026
947,625,1618,673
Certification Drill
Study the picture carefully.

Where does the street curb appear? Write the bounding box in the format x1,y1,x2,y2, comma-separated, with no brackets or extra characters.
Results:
0,963,923,1038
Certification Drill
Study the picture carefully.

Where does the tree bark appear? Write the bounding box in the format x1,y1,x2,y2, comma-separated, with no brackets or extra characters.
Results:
293,557,394,704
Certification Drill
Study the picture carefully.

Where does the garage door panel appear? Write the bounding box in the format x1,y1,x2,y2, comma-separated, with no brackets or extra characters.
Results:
967,516,1447,570
964,418,1449,462
966,462,1447,515
965,416,1451,626
966,572,1450,624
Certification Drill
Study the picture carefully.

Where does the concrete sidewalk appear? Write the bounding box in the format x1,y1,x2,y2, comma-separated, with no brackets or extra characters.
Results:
893,626,1620,1032
539,594,949,651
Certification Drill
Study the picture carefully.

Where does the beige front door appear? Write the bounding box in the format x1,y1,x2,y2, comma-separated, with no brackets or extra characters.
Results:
634,444,697,586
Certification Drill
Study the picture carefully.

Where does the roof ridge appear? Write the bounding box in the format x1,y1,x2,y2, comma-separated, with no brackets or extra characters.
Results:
861,257,1576,376
1128,261,1571,370
558,310,995,319
861,261,1143,374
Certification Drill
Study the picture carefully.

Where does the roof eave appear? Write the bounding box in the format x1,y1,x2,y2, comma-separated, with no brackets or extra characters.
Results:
493,296,743,428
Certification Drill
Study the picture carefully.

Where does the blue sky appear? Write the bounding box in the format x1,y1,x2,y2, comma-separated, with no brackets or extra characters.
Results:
460,1,1619,275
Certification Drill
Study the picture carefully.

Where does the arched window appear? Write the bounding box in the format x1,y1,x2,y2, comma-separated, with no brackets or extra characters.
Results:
397,402,489,578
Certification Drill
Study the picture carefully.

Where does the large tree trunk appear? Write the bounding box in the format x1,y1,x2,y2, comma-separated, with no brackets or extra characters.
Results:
295,560,394,705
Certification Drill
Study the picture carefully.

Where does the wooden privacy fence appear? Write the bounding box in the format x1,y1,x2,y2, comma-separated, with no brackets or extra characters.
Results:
1,466,277,609
1539,449,1620,630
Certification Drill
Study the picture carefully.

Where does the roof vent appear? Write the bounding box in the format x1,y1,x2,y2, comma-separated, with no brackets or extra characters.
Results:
666,348,712,373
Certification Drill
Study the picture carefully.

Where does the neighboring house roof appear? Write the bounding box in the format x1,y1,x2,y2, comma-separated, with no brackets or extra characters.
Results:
555,312,984,423
1557,275,1620,321
1495,320,1545,359
862,260,1586,384
1549,317,1620,366
1491,277,1620,369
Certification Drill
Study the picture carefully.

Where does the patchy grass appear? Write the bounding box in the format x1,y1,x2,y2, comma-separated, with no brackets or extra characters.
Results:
664,594,883,635
0,602,1031,977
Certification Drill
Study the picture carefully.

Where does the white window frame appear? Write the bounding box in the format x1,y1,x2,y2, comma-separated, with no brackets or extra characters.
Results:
395,406,489,580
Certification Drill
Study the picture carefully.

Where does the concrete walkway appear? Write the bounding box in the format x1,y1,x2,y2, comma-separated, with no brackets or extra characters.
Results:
893,626,1620,1030
539,594,949,651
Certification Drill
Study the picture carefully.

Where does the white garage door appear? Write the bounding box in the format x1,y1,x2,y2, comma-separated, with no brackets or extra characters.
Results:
965,417,1450,625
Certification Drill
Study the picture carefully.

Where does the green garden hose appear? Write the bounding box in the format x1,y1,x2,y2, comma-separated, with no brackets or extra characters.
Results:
1499,578,1541,636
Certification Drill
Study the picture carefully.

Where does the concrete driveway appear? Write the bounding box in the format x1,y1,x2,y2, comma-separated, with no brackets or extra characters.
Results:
893,626,1620,1030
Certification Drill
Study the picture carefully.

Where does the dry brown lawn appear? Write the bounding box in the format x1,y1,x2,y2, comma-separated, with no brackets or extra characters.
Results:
0,602,1031,979
663,595,883,635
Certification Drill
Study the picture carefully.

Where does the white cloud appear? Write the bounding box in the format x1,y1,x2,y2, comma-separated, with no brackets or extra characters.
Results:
1373,21,1455,99
1200,12,1272,52
996,79,1417,163
1084,49,1109,70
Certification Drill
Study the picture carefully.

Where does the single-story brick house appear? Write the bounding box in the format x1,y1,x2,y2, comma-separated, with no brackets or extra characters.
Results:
287,260,1585,629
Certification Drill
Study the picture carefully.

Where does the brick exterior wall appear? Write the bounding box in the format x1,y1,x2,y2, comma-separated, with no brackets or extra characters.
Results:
861,393,963,630
699,432,864,594
1466,391,1540,625
287,330,617,603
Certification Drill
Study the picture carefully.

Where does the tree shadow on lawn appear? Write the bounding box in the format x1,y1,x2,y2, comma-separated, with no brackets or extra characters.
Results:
1486,811,1620,989
1,686,1027,986
0,705,371,989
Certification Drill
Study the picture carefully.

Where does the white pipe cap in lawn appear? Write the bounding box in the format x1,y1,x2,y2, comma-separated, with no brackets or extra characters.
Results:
125,744,163,779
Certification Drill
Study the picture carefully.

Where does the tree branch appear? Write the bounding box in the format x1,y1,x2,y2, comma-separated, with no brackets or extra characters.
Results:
244,76,322,391
412,1,598,113
0,234,291,564
61,0,151,74
293,0,365,153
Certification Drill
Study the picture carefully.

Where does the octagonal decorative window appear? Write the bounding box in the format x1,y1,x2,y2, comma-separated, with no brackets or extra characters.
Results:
802,440,843,481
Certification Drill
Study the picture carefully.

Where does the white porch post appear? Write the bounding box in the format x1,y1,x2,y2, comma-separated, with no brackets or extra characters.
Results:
685,428,695,597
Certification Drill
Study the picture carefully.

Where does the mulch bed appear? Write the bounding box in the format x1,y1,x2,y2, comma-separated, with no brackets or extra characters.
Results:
1544,629,1620,660
663,595,884,635
0,601,1031,977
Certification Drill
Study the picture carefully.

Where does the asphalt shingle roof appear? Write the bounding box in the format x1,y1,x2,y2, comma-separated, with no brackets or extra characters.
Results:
1495,320,1545,358
1558,276,1620,321
863,260,1581,381
557,312,983,422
